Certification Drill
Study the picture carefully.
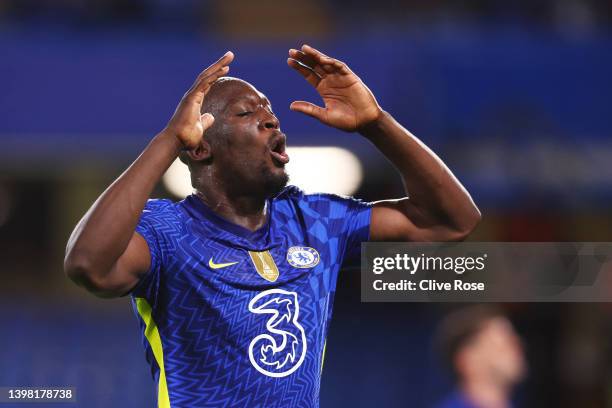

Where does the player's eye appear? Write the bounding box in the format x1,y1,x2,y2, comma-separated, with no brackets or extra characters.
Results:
237,111,252,117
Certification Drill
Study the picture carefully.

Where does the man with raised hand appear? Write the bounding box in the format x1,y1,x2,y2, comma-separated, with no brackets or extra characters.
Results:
65,45,480,407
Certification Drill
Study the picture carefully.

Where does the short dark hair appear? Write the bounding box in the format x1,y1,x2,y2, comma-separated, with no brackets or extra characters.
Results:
435,305,504,379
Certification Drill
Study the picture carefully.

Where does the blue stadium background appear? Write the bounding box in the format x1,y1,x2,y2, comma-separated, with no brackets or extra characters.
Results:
1,1,612,407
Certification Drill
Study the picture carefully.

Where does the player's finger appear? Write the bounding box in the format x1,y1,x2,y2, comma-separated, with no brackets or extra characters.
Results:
290,101,326,122
198,63,230,85
186,52,234,94
328,58,351,75
301,44,350,74
287,58,321,88
199,66,230,93
186,65,230,100
301,44,333,64
200,113,215,131
196,51,234,81
289,49,318,69
289,49,327,78
185,65,228,96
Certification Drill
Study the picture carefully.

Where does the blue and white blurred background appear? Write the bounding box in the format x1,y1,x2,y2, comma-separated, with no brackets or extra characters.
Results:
1,1,612,406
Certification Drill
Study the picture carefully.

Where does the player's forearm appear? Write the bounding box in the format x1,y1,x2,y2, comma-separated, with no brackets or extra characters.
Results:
64,130,182,279
359,110,480,234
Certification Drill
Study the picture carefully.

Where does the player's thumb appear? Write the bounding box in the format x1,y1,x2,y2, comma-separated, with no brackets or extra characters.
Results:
200,113,215,130
290,101,325,121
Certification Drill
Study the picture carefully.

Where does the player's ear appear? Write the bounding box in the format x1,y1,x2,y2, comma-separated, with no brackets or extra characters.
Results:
185,138,212,162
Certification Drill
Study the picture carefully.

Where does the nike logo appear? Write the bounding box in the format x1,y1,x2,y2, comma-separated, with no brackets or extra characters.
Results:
208,258,239,269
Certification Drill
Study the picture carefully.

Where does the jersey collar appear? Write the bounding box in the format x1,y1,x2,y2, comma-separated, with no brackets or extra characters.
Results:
182,194,271,243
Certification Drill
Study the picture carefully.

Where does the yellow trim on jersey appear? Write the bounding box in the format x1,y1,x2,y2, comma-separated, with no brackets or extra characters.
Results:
136,298,171,408
321,340,327,374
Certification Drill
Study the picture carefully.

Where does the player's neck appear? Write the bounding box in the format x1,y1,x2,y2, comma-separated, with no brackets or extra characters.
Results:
194,189,268,232
460,376,512,408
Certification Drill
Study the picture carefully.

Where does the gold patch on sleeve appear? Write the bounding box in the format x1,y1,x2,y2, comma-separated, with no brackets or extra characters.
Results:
248,250,280,282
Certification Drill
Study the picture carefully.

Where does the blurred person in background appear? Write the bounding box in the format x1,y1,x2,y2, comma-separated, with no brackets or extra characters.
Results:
435,306,526,408
63,45,480,407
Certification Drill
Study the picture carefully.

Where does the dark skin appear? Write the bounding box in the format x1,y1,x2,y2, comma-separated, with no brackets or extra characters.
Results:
64,45,480,298
182,78,290,230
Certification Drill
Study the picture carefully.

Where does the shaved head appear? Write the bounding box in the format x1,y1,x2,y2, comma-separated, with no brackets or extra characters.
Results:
179,76,288,199
180,77,255,166
201,77,256,117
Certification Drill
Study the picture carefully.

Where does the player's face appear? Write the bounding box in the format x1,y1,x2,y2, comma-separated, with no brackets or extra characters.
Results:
212,82,289,197
467,317,527,385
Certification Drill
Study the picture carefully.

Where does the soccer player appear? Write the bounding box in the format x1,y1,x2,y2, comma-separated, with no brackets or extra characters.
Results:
435,306,526,408
65,45,480,407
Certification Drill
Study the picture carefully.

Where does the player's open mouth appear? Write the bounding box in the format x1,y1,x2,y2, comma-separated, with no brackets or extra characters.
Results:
269,135,289,166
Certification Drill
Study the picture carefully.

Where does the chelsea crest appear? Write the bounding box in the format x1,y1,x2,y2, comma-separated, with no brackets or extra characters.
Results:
287,246,320,268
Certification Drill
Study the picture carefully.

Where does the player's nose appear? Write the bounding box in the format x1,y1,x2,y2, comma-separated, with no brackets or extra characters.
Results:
261,113,280,130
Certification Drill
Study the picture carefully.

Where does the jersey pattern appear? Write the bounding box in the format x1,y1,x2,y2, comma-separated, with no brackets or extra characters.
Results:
130,186,371,408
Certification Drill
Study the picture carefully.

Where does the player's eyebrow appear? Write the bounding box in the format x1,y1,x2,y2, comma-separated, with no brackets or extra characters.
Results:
221,97,250,115
226,93,273,112
226,93,257,107
262,97,273,111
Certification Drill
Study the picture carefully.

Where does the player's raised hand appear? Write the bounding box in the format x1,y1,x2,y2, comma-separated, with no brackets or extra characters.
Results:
165,51,234,149
287,45,382,132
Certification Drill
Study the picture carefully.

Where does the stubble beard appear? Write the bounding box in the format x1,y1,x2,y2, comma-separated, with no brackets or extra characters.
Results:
260,164,289,198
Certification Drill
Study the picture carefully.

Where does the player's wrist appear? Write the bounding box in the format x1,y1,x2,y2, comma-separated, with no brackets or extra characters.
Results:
357,108,388,139
155,128,185,155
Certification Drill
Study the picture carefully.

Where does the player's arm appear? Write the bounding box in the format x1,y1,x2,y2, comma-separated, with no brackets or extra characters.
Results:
64,52,234,298
287,45,480,242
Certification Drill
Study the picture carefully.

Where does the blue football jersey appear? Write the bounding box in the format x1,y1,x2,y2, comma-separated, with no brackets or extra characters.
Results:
130,186,371,407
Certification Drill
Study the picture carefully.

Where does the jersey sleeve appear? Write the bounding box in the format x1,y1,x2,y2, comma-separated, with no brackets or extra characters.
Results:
340,196,373,263
129,199,180,303
303,191,372,265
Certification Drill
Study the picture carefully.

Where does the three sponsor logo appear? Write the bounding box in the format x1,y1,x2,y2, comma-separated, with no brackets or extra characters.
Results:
208,245,319,377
